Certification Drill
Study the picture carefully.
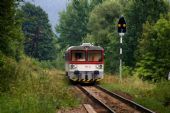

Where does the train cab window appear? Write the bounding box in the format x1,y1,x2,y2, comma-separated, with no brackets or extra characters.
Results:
71,51,86,61
88,51,102,62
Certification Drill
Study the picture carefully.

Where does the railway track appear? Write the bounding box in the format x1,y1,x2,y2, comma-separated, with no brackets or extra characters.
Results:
77,85,155,113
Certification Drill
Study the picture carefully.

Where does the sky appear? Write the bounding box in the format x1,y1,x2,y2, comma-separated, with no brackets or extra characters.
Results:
25,0,68,32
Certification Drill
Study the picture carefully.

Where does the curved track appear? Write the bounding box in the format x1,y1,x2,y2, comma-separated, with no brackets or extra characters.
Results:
77,85,155,113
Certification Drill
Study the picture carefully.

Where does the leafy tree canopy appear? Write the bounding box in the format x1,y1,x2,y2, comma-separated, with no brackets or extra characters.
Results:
0,0,23,58
56,0,103,49
124,0,169,67
135,13,170,81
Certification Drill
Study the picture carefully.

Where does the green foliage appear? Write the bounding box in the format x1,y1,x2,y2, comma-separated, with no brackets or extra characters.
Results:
85,0,122,45
0,0,23,58
135,14,170,81
88,0,103,9
53,54,65,70
135,81,170,113
56,0,90,48
21,3,57,60
85,0,122,73
135,97,170,113
124,0,169,67
0,55,18,92
38,58,65,70
0,57,79,113
56,0,103,49
101,75,170,113
153,81,170,106
122,66,133,77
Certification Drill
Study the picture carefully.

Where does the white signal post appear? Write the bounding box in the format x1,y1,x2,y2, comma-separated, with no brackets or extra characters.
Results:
117,16,126,83
119,33,124,82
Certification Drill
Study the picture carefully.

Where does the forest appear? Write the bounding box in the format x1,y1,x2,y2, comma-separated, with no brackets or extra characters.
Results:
0,0,170,113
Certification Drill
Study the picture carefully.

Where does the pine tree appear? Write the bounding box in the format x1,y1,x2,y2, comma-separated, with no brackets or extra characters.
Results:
21,3,57,60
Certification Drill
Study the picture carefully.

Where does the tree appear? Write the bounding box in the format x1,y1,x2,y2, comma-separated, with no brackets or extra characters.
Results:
89,0,103,10
124,0,169,67
135,14,170,81
21,3,57,60
0,0,23,58
85,0,122,73
56,0,103,49
56,0,89,48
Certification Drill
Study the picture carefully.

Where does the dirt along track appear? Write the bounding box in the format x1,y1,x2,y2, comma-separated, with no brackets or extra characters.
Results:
77,85,155,113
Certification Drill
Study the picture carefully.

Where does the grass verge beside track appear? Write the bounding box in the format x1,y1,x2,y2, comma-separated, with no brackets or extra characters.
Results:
101,74,170,113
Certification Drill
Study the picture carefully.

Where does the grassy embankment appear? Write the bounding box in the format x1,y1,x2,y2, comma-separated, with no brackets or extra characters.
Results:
0,56,80,113
101,74,170,113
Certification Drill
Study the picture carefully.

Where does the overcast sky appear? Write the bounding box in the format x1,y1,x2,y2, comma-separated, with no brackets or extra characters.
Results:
25,0,68,32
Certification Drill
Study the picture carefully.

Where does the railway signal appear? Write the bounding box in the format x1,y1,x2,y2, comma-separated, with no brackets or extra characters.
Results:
117,16,126,82
118,16,126,33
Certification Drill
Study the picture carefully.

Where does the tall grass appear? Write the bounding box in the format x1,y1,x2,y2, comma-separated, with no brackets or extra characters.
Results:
101,74,170,113
101,75,154,96
0,56,79,113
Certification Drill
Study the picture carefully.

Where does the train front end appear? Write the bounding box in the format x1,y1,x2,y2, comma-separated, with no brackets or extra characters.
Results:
65,43,104,83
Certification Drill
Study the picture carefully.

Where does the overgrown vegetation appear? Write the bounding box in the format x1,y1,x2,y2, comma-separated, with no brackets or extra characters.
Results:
101,75,170,113
0,56,79,113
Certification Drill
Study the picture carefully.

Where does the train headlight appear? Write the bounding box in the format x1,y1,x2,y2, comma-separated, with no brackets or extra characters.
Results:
96,64,102,69
70,64,77,69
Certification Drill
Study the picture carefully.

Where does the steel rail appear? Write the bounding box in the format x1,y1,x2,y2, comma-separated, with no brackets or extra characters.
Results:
95,85,155,113
77,85,116,113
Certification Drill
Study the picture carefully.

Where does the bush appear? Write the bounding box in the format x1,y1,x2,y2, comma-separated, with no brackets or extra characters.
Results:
135,80,170,113
122,66,133,77
152,81,170,106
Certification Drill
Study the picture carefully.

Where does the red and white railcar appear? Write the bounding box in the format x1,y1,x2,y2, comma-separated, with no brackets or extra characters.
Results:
65,43,104,83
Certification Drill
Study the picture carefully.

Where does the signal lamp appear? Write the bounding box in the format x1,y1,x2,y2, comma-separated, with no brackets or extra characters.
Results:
118,24,121,27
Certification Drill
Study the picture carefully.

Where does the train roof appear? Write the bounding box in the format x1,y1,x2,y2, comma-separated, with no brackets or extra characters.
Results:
66,43,103,51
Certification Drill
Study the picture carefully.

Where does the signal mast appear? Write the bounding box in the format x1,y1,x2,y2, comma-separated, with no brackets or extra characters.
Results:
117,16,126,82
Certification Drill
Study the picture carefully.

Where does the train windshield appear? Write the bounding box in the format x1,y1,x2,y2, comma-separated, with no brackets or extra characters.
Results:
71,51,86,61
88,51,102,62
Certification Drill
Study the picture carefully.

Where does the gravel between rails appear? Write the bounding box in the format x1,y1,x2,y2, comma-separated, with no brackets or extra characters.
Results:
83,86,141,113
